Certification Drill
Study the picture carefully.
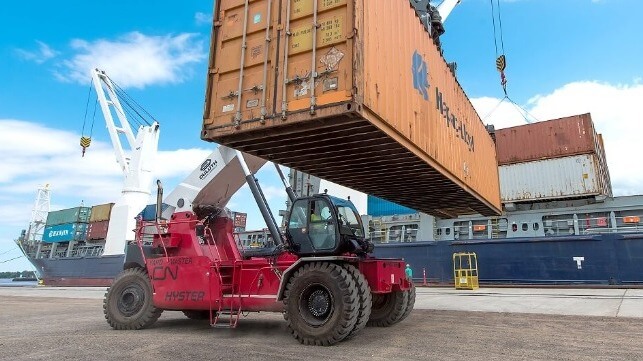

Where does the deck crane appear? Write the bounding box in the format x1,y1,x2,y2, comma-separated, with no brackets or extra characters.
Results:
91,69,160,256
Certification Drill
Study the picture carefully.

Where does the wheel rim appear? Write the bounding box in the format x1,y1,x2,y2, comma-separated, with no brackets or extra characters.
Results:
298,283,334,326
117,284,146,317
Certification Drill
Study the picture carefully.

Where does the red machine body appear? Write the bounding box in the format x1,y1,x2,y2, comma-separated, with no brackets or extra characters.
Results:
140,212,410,317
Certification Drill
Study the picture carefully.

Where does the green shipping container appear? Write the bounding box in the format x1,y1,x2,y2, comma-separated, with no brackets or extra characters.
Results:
89,203,114,222
45,207,91,226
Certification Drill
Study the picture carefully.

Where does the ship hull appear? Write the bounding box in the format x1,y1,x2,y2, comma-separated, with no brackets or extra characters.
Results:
28,255,125,287
374,233,643,286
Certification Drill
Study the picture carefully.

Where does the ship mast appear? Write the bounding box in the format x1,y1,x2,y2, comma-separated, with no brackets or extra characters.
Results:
25,184,51,245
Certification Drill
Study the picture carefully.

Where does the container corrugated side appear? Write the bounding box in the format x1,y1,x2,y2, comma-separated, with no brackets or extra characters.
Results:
495,113,598,165
87,220,109,240
202,0,501,217
89,203,114,223
42,223,88,243
499,154,611,203
46,207,91,226
367,195,416,217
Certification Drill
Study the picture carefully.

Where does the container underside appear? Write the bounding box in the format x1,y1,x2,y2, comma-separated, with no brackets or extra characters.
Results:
205,104,498,218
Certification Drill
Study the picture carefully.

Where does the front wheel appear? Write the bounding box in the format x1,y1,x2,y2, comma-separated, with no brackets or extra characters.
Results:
103,268,162,330
283,262,360,346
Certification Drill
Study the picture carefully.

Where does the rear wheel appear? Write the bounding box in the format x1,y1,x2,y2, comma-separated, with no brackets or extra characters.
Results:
398,283,416,323
342,264,372,340
104,268,162,330
182,310,210,320
366,290,408,327
284,262,359,346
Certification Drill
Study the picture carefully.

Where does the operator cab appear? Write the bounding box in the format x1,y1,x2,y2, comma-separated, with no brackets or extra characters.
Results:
286,194,372,256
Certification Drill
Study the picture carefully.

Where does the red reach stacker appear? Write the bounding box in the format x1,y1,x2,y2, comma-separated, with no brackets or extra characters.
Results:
103,147,415,346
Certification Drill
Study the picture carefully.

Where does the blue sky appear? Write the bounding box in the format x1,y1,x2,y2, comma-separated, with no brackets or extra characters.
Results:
2,0,643,271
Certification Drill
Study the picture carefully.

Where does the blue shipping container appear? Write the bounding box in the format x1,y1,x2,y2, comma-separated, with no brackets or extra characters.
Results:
42,223,88,243
138,203,170,221
367,195,416,217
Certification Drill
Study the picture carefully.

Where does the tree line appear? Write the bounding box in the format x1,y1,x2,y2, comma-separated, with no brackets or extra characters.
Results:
0,271,36,279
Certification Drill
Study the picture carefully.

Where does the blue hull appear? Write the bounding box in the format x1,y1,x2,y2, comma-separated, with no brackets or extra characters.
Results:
374,233,643,285
29,255,125,286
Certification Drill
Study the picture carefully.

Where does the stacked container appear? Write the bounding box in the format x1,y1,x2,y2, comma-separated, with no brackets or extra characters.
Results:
494,113,612,203
43,207,91,243
87,203,114,241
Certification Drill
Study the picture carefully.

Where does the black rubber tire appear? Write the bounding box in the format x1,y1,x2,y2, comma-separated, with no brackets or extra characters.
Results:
342,263,372,340
182,310,210,320
283,262,359,346
103,268,162,330
398,283,416,323
366,289,408,327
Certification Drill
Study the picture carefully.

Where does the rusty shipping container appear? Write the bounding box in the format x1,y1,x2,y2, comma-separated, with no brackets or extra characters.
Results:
202,0,501,217
87,220,109,241
89,203,114,223
495,113,603,165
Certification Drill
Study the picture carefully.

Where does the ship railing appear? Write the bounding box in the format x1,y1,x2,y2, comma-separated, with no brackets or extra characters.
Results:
371,226,418,243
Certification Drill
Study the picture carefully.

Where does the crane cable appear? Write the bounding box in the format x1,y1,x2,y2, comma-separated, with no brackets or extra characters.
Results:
80,84,97,157
490,0,507,95
483,0,539,124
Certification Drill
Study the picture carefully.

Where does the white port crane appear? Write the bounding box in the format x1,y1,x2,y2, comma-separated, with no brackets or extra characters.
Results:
91,69,160,256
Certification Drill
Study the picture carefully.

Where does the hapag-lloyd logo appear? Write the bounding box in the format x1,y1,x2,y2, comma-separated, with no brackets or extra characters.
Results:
412,50,430,100
199,158,218,180
412,50,475,152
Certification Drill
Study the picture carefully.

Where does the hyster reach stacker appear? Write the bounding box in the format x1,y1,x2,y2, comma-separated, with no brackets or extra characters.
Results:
103,146,415,346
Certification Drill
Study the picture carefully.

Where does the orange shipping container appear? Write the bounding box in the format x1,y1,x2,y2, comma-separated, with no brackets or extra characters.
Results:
202,0,501,217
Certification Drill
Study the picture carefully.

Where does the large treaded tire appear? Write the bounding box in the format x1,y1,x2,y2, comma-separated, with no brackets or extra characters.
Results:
182,310,210,320
342,264,372,340
366,289,408,327
283,262,359,346
398,283,416,323
103,268,162,330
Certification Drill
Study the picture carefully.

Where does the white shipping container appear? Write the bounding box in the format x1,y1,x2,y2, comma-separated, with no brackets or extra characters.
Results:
500,154,611,203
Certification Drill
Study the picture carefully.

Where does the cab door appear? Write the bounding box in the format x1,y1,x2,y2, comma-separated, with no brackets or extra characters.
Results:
287,198,339,255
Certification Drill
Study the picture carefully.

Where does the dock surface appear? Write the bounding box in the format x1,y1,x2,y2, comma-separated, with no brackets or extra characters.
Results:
1,286,642,360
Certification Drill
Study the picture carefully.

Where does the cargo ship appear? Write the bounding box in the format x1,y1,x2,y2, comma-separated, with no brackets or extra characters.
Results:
368,114,643,285
16,202,248,286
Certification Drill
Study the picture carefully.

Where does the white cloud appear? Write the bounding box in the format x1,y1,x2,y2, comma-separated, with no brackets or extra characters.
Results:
55,32,206,88
194,12,212,26
15,41,59,64
0,119,213,229
472,80,643,196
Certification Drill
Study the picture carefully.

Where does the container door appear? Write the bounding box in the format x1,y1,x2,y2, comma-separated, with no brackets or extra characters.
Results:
277,0,354,116
205,0,280,129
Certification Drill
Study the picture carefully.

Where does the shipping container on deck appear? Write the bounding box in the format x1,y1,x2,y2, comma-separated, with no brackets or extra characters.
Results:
495,113,603,165
42,223,88,243
201,0,501,218
87,220,110,240
46,207,91,226
89,203,114,222
138,203,171,221
500,154,612,203
367,195,417,217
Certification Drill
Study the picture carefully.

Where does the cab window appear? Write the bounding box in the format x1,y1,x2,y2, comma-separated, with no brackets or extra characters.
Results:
336,205,364,237
289,200,307,229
